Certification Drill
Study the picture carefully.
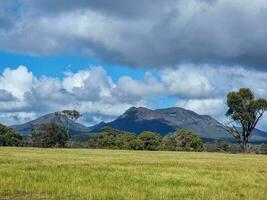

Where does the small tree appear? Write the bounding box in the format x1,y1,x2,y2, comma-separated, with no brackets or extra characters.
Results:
55,110,81,134
88,127,140,150
162,130,204,152
225,88,267,152
261,144,267,155
32,123,69,148
138,131,161,151
0,124,22,146
215,140,230,152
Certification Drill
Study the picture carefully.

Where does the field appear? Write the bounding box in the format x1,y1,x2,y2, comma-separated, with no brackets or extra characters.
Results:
0,148,266,200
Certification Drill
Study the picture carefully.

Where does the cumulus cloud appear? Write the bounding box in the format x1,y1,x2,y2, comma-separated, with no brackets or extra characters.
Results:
176,98,225,117
1,0,267,69
0,66,35,99
113,73,164,103
161,67,215,98
0,89,17,102
0,64,266,131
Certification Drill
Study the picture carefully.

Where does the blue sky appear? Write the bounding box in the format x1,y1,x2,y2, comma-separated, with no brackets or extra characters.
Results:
0,0,266,131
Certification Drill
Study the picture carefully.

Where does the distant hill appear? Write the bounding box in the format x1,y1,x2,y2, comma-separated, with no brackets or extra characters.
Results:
91,107,267,143
11,107,267,143
11,113,90,135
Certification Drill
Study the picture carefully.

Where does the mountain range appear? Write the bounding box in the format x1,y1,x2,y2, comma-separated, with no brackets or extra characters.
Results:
11,107,267,143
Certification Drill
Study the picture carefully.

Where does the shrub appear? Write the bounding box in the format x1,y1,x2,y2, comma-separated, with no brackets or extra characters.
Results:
261,144,267,154
88,127,140,150
162,130,204,152
138,131,161,151
0,123,22,146
32,123,69,148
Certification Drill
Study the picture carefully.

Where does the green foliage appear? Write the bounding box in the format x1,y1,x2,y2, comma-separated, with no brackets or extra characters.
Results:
138,131,161,151
226,88,267,151
162,130,204,152
88,127,142,150
215,140,230,152
56,110,81,121
261,144,267,155
32,123,69,148
205,141,231,153
0,124,22,146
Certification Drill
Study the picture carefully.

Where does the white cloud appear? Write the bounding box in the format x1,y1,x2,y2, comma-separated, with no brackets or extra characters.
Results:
0,65,266,132
176,98,226,117
113,73,164,103
0,66,35,99
161,67,215,98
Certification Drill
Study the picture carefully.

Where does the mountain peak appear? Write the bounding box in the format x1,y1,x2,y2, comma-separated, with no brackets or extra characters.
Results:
11,112,90,135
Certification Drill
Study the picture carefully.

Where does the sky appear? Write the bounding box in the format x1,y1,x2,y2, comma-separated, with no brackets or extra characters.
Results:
0,0,267,130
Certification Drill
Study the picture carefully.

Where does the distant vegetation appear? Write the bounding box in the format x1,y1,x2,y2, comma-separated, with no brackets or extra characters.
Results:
88,127,204,152
0,89,267,154
0,123,23,146
32,123,69,148
225,88,267,152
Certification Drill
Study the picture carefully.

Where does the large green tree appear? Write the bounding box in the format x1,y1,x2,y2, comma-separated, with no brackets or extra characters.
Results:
55,110,81,134
32,123,69,148
88,127,142,150
138,131,161,151
225,88,267,152
161,130,204,152
0,124,23,146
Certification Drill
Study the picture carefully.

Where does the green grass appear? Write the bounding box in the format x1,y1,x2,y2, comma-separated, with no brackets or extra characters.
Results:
0,148,266,200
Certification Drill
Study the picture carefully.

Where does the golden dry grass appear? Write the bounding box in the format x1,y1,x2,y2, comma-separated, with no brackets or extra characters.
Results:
0,147,266,200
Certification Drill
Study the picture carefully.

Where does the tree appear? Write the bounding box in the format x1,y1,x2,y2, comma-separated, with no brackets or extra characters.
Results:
161,130,204,152
138,131,161,151
261,144,267,155
32,123,69,148
215,140,230,152
88,127,140,150
55,110,81,134
0,124,23,146
225,88,267,152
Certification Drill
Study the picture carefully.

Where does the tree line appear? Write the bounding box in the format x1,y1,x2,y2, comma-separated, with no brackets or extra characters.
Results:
1,122,267,154
0,88,267,154
88,127,204,151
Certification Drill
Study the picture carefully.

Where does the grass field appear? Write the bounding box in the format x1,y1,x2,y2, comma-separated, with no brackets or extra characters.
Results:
0,148,266,200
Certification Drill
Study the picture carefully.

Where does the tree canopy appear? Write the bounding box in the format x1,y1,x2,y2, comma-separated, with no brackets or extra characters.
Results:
161,130,204,152
0,124,23,146
88,127,143,150
32,123,69,148
225,88,267,151
138,131,162,151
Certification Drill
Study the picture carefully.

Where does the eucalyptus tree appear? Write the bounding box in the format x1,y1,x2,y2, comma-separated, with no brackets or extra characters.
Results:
225,88,267,152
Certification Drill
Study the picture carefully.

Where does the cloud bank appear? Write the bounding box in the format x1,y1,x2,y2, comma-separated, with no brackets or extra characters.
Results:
0,0,267,69
0,65,267,129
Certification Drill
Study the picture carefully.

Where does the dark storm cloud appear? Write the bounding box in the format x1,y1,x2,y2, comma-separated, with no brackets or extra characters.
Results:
0,89,17,102
1,0,267,70
25,0,170,18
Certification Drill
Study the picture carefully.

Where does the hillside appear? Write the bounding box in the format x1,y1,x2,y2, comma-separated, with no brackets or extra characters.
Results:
11,113,90,135
10,107,267,142
91,107,267,142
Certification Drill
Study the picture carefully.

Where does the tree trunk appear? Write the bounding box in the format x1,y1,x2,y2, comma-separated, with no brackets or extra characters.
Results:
240,142,249,153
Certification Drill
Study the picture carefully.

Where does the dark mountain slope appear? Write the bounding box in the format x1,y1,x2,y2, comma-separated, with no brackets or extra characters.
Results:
11,113,90,135
91,107,267,142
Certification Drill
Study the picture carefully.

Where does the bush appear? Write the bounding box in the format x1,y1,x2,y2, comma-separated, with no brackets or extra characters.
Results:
32,123,69,148
261,144,267,154
205,140,231,152
88,127,141,150
161,130,204,152
138,131,161,151
0,124,23,146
